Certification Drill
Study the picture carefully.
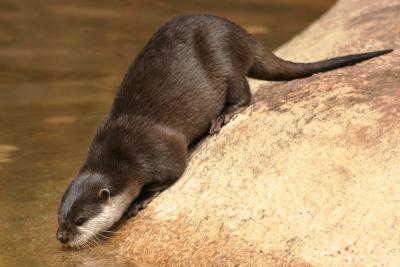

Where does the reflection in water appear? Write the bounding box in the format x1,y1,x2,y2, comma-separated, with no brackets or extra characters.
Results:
0,145,18,164
0,0,334,266
44,116,78,125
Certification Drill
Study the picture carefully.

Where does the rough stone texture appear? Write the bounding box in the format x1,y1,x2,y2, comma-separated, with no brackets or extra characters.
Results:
113,0,400,266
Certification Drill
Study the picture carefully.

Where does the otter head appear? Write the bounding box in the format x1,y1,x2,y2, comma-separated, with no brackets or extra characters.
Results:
56,119,185,248
56,172,135,248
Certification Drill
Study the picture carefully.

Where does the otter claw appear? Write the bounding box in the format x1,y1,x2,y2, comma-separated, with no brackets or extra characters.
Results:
126,204,140,218
209,116,225,134
125,191,161,219
209,111,240,135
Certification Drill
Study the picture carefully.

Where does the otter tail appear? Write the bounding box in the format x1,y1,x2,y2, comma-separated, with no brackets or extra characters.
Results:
247,47,393,81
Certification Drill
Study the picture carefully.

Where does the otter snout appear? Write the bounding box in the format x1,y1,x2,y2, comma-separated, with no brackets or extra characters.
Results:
56,229,69,244
56,222,78,246
56,225,74,245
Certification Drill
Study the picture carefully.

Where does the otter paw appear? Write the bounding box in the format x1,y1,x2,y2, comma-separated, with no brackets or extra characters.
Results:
125,203,141,218
125,191,160,219
210,113,236,135
209,115,225,134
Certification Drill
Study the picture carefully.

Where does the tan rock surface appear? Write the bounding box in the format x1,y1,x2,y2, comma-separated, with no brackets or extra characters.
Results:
113,0,400,266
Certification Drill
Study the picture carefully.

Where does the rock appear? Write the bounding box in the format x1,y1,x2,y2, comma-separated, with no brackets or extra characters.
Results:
113,0,400,265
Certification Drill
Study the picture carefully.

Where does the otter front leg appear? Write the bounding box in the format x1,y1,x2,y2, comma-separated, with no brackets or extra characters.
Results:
125,190,161,218
125,136,187,219
209,77,251,134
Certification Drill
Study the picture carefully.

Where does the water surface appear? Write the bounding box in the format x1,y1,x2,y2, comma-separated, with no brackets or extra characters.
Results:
0,0,334,266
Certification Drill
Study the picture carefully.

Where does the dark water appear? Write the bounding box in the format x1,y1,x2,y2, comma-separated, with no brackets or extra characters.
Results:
0,0,334,266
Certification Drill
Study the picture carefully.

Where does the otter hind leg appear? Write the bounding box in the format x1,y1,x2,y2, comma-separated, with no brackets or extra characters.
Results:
209,77,251,134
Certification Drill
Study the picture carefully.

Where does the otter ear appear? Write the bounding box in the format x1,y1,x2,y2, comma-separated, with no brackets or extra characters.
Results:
99,188,110,200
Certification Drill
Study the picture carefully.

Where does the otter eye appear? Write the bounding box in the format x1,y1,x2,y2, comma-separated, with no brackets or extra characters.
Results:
99,188,110,200
75,217,86,226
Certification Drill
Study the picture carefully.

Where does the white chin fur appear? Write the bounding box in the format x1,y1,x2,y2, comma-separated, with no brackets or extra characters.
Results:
68,192,132,248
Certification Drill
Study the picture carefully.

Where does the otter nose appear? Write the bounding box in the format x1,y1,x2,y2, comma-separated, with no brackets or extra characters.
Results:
57,231,69,244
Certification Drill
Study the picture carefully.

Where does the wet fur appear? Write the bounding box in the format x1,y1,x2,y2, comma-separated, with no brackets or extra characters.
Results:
57,14,392,247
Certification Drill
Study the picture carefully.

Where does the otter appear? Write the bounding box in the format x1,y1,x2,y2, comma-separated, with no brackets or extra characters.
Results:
56,14,392,248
